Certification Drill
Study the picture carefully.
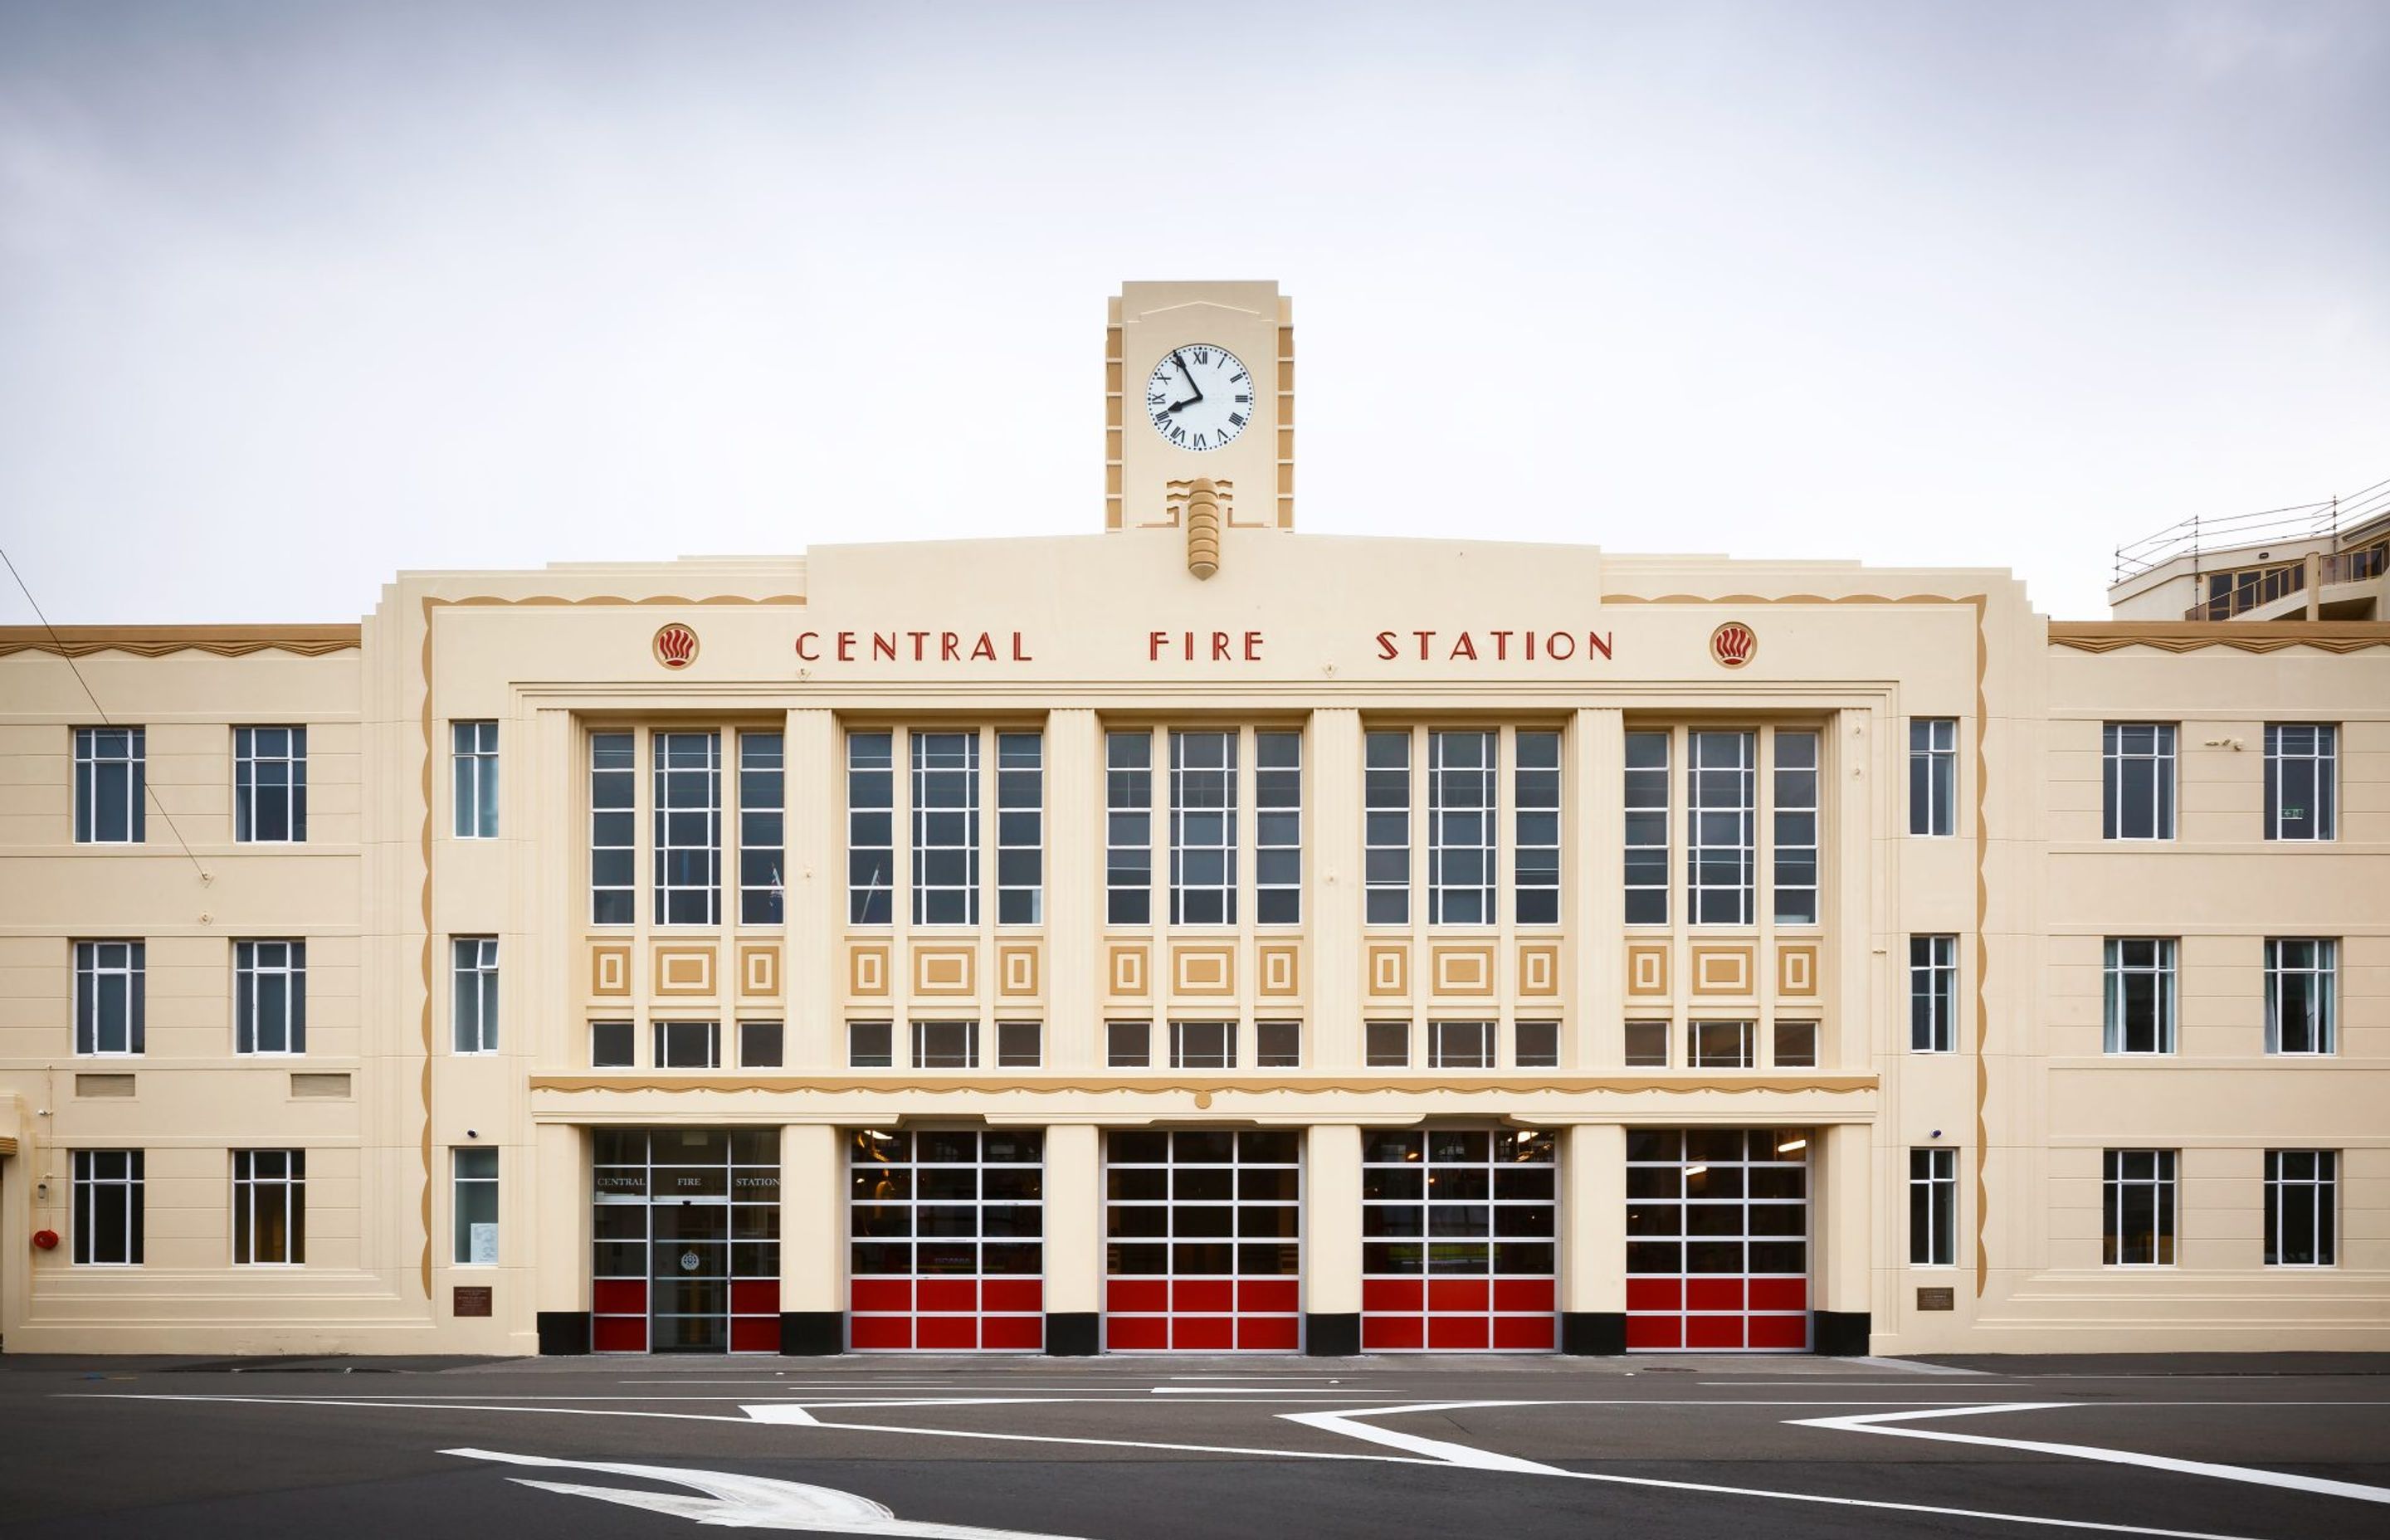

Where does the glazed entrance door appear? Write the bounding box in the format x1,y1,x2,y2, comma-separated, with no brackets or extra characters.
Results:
650,1201,730,1352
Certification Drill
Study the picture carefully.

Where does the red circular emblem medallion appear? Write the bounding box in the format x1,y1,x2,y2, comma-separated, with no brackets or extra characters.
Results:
1710,621,1757,669
652,622,700,670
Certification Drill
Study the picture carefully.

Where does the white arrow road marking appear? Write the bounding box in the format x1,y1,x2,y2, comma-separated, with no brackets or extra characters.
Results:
444,1448,1096,1538
1790,1402,2390,1506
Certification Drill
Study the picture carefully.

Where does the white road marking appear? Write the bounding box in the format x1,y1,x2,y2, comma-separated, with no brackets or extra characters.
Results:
1840,1356,2000,1377
740,1401,1422,1462
445,1447,1094,1538
1792,1402,2390,1506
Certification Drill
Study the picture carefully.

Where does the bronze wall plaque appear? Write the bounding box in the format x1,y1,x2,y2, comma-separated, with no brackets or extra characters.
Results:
452,1285,494,1318
1916,1286,1955,1311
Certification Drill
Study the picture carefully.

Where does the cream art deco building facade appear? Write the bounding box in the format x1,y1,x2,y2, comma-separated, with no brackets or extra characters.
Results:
2,282,2385,1359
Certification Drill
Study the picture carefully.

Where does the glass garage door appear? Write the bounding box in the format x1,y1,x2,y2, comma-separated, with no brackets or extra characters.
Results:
591,1128,782,1354
1105,1129,1301,1351
1362,1128,1558,1351
1626,1128,1809,1351
849,1128,1045,1351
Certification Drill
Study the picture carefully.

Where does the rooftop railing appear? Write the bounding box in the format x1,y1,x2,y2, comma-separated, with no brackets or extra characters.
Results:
2116,476,2390,587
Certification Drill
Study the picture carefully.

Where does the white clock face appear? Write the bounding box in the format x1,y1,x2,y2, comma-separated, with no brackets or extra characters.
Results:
1144,344,1254,452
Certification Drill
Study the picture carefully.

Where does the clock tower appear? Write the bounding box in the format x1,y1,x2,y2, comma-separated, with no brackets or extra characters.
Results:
1105,281,1292,573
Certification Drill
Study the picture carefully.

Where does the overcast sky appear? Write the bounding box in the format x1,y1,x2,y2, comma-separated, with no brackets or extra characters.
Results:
2,0,2383,625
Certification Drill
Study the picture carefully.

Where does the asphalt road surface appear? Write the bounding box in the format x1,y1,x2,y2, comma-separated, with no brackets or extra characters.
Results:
2,1352,2386,1538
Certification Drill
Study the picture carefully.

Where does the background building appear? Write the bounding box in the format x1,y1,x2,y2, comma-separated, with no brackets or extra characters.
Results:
1,283,2383,1357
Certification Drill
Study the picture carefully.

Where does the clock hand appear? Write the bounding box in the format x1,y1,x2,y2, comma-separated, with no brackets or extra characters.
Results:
1173,348,1203,402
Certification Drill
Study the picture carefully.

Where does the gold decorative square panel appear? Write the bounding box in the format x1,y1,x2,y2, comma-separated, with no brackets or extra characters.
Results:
652,944,715,998
1690,943,1755,997
848,941,890,999
1431,944,1495,997
1109,943,1149,998
1257,942,1301,999
739,943,781,998
1518,942,1559,998
1367,943,1409,999
590,943,630,999
1627,943,1670,1000
998,943,1041,999
914,944,977,999
1172,943,1235,998
1777,943,1818,999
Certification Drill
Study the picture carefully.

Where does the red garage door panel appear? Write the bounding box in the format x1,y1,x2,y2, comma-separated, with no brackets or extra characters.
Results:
850,1128,1045,1352
1626,1128,1811,1353
1361,1128,1558,1354
1105,1130,1302,1353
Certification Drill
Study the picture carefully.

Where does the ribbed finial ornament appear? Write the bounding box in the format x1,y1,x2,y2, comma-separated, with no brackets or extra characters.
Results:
1184,480,1221,579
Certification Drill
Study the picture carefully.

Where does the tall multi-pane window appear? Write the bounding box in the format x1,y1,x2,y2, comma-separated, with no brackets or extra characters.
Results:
232,1149,305,1265
847,732,895,925
2101,1149,2176,1266
1623,730,1670,925
2102,724,2176,841
1170,729,1237,925
234,940,306,1055
1773,730,1819,924
451,937,499,1055
1513,730,1561,925
1909,719,1956,836
738,732,784,925
1909,934,1957,1053
72,1150,144,1265
1909,1148,1956,1266
2264,1150,2336,1267
453,1148,500,1265
1428,729,1495,924
1363,730,1411,925
74,940,144,1056
2103,938,2177,1055
1254,730,1302,924
74,727,145,844
1105,731,1153,925
996,732,1043,924
589,733,636,925
233,726,307,843
653,730,722,926
2264,724,2336,841
2265,938,2335,1055
451,721,498,839
1687,729,1756,924
911,731,979,926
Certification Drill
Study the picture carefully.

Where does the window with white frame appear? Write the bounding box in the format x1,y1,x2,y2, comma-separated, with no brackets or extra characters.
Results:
1170,1019,1236,1069
451,937,498,1054
74,940,144,1056
739,732,784,925
1909,719,1956,836
1364,1020,1411,1068
1256,1020,1302,1068
1688,729,1757,925
1909,1148,1956,1266
2101,1148,2175,1266
2265,938,2335,1055
1106,1020,1151,1067
1910,935,1957,1053
2103,938,2176,1055
1428,729,1495,924
1773,1020,1817,1068
1254,730,1301,925
1623,730,1670,925
997,1020,1041,1068
1514,1019,1559,1069
74,727,145,844
451,721,498,839
739,1020,783,1068
654,1019,721,1069
654,730,722,925
911,730,979,925
2263,724,2335,841
452,1148,499,1265
847,732,895,925
1428,1019,1494,1070
1363,730,1411,924
590,1019,633,1068
234,726,306,843
589,733,636,926
2102,724,2175,841
72,1149,143,1265
1514,729,1561,926
234,940,306,1055
911,1019,975,1070
1773,730,1819,924
1623,1020,1669,1067
996,731,1043,924
1689,1019,1753,1069
848,1020,894,1069
1170,729,1237,925
2264,1150,2335,1266
1105,731,1154,924
232,1148,305,1265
